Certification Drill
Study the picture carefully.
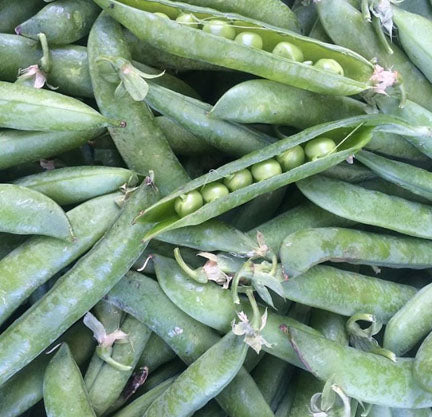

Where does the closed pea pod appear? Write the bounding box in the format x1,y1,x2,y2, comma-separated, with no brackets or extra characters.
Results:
0,184,72,240
43,344,96,417
95,0,376,96
13,167,138,205
281,227,432,278
414,331,432,393
297,175,432,240
0,0,44,33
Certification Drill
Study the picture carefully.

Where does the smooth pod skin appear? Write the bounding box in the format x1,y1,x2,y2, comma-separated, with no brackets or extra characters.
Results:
0,81,119,131
286,327,432,408
324,161,376,183
106,271,276,417
0,193,121,325
0,181,159,386
88,12,189,194
144,82,274,157
0,323,94,417
297,175,432,240
210,80,369,127
87,317,152,415
143,332,248,417
280,227,432,278
316,0,432,112
136,333,176,372
357,150,432,202
43,344,96,417
16,0,100,45
392,7,432,84
0,0,44,33
282,265,416,323
95,0,374,96
0,184,72,239
14,167,138,205
414,331,432,393
384,283,432,356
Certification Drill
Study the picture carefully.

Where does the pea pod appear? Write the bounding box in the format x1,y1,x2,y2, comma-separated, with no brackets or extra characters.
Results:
357,150,432,202
316,0,432,111
144,332,248,417
137,333,176,372
324,161,376,183
392,7,432,84
172,0,300,32
0,323,94,417
281,227,432,278
0,81,121,131
14,166,138,205
400,0,432,20
210,79,369,128
0,0,44,33
144,83,273,157
0,181,158,386
414,331,432,393
392,408,432,417
43,344,96,417
0,184,72,239
0,233,26,261
16,0,100,45
282,265,416,323
95,0,375,96
285,327,432,408
384,283,432,356
0,193,121,325
88,12,189,194
136,115,422,242
297,175,432,240
106,271,276,417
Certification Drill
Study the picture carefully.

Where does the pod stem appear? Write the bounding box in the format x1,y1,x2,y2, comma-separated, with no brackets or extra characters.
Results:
246,289,260,330
173,247,207,283
361,0,372,21
372,15,393,55
232,260,252,305
96,345,133,371
38,33,51,73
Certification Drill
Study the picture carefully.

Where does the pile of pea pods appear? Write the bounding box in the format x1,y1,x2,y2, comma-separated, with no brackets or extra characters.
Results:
4,0,432,416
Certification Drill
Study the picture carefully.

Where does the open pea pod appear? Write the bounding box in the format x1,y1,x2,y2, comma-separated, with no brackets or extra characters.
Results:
94,0,374,96
137,115,424,241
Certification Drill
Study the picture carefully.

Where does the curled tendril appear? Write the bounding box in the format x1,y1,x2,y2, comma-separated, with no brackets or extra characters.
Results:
309,377,351,417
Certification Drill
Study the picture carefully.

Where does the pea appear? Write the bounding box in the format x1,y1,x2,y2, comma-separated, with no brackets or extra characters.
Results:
223,169,253,192
234,32,263,49
304,137,337,160
203,20,236,40
272,41,304,62
176,13,199,29
313,58,344,76
251,159,282,182
277,145,305,171
154,12,170,19
174,190,204,217
201,182,230,203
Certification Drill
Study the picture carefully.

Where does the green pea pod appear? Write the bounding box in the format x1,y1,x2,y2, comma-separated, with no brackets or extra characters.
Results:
106,271,279,417
16,0,100,45
144,332,247,417
0,323,94,417
310,309,349,346
281,227,432,278
145,83,273,157
285,327,432,408
282,265,415,323
193,401,226,417
44,344,96,417
0,233,26,261
357,150,432,202
414,331,432,393
384,283,432,356
137,333,176,372
87,316,152,415
316,0,432,112
14,167,138,205
136,115,422,242
0,0,44,33
292,0,318,34
392,7,432,84
95,0,374,96
0,82,122,131
392,408,432,417
210,79,369,128
324,161,376,183
88,12,189,194
0,184,72,239
173,0,300,32
247,203,355,254
0,181,159,387
400,0,432,20
112,377,175,417
0,193,121,325
297,175,432,240
152,255,319,365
